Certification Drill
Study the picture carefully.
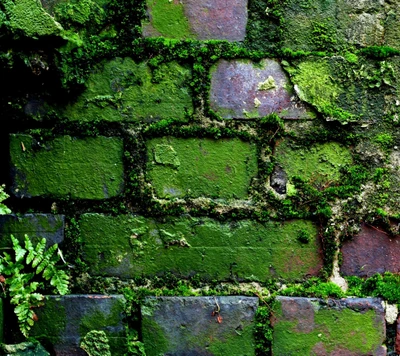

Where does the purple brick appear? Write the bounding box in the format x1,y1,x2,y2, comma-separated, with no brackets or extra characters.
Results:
341,223,400,277
143,0,248,41
210,59,312,119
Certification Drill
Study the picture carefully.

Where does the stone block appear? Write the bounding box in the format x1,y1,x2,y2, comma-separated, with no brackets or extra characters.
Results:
287,56,396,124
31,295,126,356
80,214,322,281
274,140,352,186
0,214,64,248
142,0,248,41
209,59,311,119
341,223,400,277
146,136,257,199
141,296,258,355
61,58,193,122
10,134,124,200
272,297,386,356
278,0,385,51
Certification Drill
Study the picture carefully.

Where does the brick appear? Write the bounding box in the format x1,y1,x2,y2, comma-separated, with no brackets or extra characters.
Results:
0,214,64,248
141,296,258,355
146,137,258,199
274,140,352,185
279,0,385,52
209,59,311,119
80,214,322,281
62,58,193,122
10,135,124,200
142,0,248,41
341,223,400,277
31,295,126,356
272,297,386,356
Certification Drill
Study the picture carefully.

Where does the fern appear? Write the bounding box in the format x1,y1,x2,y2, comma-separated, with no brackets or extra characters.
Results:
0,234,70,337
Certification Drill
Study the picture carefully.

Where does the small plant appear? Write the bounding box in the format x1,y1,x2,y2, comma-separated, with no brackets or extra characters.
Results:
0,234,69,337
0,184,11,215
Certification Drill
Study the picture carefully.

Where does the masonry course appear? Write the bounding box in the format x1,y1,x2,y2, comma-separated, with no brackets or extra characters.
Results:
80,213,322,281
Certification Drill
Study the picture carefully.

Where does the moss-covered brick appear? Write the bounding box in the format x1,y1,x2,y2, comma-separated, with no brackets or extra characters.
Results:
61,58,193,122
31,295,126,356
0,214,64,248
271,297,386,355
274,140,352,186
277,0,385,52
210,59,313,119
80,214,322,281
287,56,398,123
141,296,258,356
146,137,258,199
9,134,124,200
142,0,248,41
4,0,63,37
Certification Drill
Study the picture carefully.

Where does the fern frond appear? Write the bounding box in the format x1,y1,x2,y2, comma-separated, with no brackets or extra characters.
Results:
50,270,69,295
36,244,58,274
11,235,27,262
25,235,38,265
31,239,46,268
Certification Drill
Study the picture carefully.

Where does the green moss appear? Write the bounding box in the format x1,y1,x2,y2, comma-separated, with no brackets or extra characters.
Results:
30,297,66,344
80,214,322,281
143,0,193,39
146,137,258,199
289,59,341,117
4,0,62,37
80,330,111,356
54,0,106,27
208,323,255,355
9,134,124,199
274,140,352,184
141,318,169,355
374,133,394,150
79,300,124,336
61,58,193,122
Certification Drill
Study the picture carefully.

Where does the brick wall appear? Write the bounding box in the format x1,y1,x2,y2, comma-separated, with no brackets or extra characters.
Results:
1,0,400,354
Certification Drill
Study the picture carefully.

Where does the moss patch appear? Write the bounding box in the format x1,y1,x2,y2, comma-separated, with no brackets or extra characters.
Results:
4,0,63,37
61,58,193,122
146,137,258,199
9,134,124,199
143,0,193,39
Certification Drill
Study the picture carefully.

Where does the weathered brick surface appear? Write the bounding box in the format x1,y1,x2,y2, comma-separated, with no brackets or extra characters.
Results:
271,297,386,356
209,59,311,119
62,58,193,122
80,214,322,280
341,223,400,277
143,0,248,41
0,214,64,248
146,137,258,199
10,135,124,200
141,296,258,355
31,295,126,356
280,0,385,51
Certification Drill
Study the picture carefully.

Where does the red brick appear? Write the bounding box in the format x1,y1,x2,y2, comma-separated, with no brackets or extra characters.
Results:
341,223,400,277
